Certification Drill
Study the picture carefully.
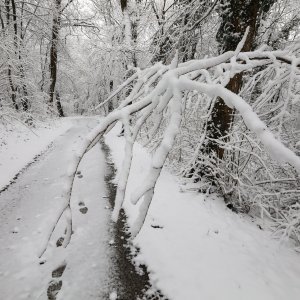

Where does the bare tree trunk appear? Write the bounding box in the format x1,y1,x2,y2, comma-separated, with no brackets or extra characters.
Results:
55,91,64,117
8,68,18,110
0,5,5,28
198,0,276,178
4,0,18,110
120,0,127,12
108,80,114,113
49,0,62,109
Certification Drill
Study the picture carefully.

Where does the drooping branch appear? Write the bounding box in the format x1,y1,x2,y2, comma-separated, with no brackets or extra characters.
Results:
178,78,300,173
41,45,299,254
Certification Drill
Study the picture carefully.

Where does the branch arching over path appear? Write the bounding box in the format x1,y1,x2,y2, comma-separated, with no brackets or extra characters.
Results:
39,42,300,256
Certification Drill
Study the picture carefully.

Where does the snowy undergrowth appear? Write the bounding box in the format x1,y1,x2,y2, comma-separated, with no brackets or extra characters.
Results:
105,123,300,300
0,118,73,190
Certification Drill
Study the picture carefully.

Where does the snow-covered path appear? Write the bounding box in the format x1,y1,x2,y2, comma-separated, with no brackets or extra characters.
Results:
2,117,299,300
0,119,117,300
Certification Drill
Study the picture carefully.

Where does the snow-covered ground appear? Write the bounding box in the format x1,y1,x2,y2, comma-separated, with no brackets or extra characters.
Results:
106,123,300,300
0,118,117,300
1,117,300,300
0,119,73,190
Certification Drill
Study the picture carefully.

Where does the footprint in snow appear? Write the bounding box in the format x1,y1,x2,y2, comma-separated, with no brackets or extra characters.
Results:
56,228,74,247
56,237,64,247
47,263,67,300
52,264,67,278
47,281,62,300
78,201,88,214
76,170,83,178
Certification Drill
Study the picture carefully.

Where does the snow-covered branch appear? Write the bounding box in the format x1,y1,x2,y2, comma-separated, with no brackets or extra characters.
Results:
52,45,299,249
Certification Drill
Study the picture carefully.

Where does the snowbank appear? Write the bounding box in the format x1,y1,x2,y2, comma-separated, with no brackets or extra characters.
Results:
0,118,74,190
105,123,300,300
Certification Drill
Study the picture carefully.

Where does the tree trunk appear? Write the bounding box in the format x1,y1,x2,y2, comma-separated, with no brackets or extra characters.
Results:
108,80,114,113
55,91,64,117
198,0,276,177
8,68,18,110
120,0,127,12
4,0,18,110
0,5,5,29
49,0,62,109
11,0,29,111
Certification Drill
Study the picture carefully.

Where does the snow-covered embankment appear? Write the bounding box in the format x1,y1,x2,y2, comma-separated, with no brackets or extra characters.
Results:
0,119,73,190
105,123,300,300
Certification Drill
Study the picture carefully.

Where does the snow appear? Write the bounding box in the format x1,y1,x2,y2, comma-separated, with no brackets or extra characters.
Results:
1,113,299,300
105,124,300,300
1,113,299,299
0,119,73,190
0,118,116,300
109,291,118,300
56,142,113,300
178,78,300,173
94,47,299,235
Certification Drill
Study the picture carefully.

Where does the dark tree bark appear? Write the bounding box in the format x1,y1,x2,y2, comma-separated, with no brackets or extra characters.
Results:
55,91,64,117
108,80,114,113
4,0,18,110
120,0,127,12
0,5,5,29
8,68,18,110
49,0,62,109
198,0,276,178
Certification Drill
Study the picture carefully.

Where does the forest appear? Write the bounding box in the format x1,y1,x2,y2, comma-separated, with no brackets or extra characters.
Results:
0,0,300,299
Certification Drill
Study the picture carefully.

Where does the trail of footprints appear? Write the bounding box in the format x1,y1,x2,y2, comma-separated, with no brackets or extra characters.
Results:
47,263,66,300
46,170,89,299
76,170,88,214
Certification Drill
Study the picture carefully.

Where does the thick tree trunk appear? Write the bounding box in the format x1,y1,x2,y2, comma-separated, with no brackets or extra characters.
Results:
198,0,276,177
205,73,243,161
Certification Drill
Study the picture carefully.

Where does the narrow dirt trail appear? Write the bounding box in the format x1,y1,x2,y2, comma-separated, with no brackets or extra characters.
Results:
0,118,152,300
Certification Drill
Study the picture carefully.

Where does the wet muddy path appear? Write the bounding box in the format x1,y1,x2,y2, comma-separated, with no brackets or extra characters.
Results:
101,141,155,300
